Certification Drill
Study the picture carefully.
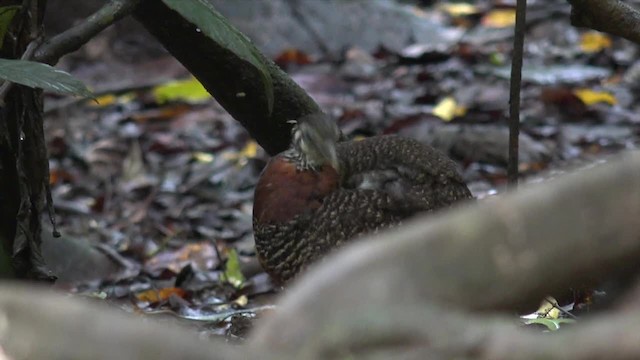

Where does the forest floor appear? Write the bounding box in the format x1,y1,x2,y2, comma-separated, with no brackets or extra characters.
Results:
43,0,640,341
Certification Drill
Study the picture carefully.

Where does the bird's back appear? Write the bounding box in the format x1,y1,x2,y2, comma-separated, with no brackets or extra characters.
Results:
337,135,472,209
253,135,472,283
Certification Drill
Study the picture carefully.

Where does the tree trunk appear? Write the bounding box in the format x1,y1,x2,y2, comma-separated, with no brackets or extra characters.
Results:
0,0,54,280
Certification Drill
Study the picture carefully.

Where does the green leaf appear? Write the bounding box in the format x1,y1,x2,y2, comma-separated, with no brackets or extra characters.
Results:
152,77,210,104
0,5,20,49
0,59,93,98
161,0,273,114
523,318,576,331
220,248,245,289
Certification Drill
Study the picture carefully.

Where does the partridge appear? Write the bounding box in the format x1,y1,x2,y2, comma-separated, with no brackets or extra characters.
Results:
253,113,472,283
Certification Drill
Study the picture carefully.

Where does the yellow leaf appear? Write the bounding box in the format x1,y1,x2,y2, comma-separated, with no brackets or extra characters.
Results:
535,297,561,319
222,140,259,165
454,105,467,118
580,31,612,53
193,152,214,163
433,96,461,122
239,140,258,158
481,9,516,28
573,88,617,106
233,295,248,307
93,94,117,106
89,92,136,108
440,3,479,17
152,77,210,104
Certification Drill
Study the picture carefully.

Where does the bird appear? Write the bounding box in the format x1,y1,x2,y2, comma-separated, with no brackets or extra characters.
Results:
252,113,472,284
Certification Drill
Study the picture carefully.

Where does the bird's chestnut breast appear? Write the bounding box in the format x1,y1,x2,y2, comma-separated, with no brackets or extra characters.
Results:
253,156,339,225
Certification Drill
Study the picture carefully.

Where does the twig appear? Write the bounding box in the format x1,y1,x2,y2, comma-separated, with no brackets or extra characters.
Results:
1,0,141,103
33,0,142,65
507,0,527,188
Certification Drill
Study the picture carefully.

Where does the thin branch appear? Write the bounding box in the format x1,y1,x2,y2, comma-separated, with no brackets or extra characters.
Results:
507,0,527,188
568,0,640,45
33,0,142,65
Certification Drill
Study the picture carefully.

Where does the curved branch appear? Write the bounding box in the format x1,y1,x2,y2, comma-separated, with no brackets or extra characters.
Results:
568,0,640,45
34,0,142,65
133,0,321,155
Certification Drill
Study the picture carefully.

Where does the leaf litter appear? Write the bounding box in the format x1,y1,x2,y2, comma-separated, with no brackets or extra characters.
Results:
44,0,640,340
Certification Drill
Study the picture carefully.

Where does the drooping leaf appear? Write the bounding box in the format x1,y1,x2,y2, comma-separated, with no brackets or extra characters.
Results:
161,0,273,114
0,59,93,98
0,5,20,48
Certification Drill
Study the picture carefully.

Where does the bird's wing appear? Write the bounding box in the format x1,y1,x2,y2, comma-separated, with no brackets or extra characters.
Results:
336,135,472,207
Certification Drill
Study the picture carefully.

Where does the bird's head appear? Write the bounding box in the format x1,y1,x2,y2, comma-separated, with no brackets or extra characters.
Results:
288,113,341,171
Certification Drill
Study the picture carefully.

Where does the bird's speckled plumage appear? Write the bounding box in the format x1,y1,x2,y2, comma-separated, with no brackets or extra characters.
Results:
253,114,472,283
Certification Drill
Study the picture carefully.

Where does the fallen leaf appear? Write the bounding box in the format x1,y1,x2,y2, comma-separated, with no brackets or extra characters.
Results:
522,318,576,331
221,248,246,289
274,48,313,68
481,9,516,28
135,287,187,304
152,77,210,104
193,152,215,163
222,140,259,165
573,88,617,106
232,294,248,307
440,3,479,17
145,242,218,274
49,168,75,185
535,297,561,319
580,31,612,53
433,96,465,121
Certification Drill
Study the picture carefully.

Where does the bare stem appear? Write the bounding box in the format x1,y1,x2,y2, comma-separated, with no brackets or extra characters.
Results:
507,0,527,188
34,0,142,65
